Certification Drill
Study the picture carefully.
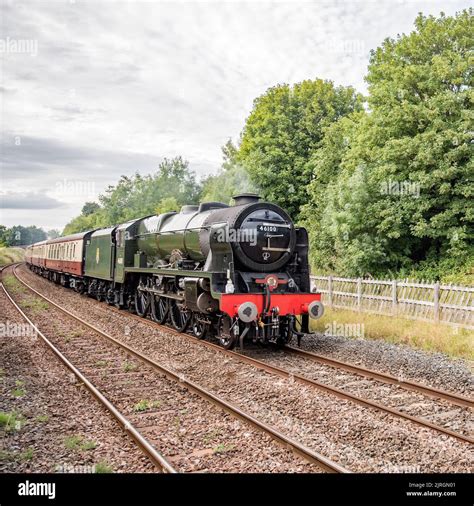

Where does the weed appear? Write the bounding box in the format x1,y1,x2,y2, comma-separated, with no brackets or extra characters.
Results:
122,361,137,372
19,298,49,313
0,448,34,462
3,275,26,294
133,399,161,412
213,443,235,454
64,435,96,451
310,308,474,360
0,411,25,432
95,461,114,473
20,448,34,461
203,429,222,444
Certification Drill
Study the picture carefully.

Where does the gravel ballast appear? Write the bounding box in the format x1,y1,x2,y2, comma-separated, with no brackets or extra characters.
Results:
0,285,153,473
16,266,474,473
3,269,324,473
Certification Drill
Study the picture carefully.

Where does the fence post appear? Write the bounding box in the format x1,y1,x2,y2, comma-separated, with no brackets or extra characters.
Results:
392,280,397,316
357,277,362,312
433,281,440,322
328,276,333,308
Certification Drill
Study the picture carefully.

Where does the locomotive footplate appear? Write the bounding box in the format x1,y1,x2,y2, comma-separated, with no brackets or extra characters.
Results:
219,292,324,319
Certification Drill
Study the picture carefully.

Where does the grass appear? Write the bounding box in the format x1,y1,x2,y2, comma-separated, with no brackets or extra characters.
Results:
0,447,34,462
64,435,97,451
213,443,235,454
2,275,27,295
19,297,49,314
0,411,26,432
36,414,49,423
133,399,161,412
95,360,108,368
20,448,34,461
95,461,114,473
310,308,474,360
122,361,138,372
0,247,25,266
11,379,26,397
203,429,222,444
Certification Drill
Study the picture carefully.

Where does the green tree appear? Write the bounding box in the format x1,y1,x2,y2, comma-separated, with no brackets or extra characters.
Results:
46,229,61,239
237,79,364,219
0,225,8,246
81,202,100,216
156,196,179,214
4,225,47,246
305,9,474,279
63,156,201,234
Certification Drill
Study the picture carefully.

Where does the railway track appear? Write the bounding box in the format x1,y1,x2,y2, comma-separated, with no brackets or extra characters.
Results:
14,263,474,449
18,263,474,453
3,264,348,473
283,345,472,409
16,263,472,447
110,302,473,444
0,264,177,473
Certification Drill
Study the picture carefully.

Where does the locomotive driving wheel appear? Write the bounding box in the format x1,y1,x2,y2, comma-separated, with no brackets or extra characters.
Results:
150,295,169,324
135,289,149,317
169,300,192,332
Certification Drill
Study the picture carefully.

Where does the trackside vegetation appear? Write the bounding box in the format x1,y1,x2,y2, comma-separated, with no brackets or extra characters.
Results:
5,10,471,285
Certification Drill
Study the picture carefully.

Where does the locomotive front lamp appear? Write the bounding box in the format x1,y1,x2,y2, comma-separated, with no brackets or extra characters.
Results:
265,274,279,290
237,302,259,322
307,300,324,320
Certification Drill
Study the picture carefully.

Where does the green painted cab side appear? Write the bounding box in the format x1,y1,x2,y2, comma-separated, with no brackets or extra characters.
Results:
84,227,116,280
114,218,146,284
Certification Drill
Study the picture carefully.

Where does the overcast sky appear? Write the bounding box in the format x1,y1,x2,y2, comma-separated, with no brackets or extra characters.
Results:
0,0,468,231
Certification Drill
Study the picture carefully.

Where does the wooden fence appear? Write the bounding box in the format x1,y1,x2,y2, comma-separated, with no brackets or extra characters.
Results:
310,276,474,329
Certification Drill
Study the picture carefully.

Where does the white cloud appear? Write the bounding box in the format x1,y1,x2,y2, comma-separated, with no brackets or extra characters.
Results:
0,0,468,229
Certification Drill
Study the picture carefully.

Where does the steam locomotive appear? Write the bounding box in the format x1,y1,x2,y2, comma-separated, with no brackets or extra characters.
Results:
25,194,324,349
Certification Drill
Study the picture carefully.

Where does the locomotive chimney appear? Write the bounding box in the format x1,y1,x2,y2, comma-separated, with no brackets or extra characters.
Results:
232,193,261,206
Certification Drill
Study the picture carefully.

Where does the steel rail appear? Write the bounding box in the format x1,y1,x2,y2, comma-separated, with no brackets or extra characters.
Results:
16,263,473,446
11,265,347,473
135,317,474,445
284,345,473,409
1,266,177,473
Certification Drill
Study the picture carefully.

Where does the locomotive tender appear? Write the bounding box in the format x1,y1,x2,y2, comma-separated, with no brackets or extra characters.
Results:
25,194,324,349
